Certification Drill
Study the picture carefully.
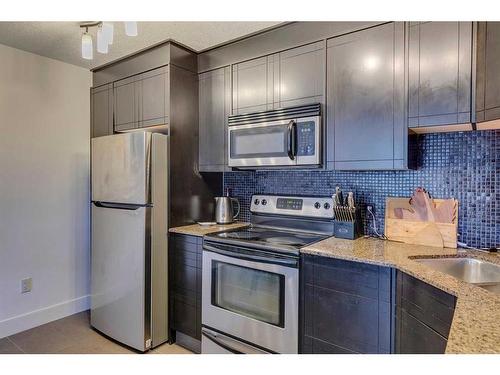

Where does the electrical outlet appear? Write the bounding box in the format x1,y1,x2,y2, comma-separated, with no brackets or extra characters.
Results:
21,278,32,294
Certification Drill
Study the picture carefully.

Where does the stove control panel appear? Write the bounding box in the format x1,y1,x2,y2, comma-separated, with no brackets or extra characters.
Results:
251,195,334,219
276,198,303,210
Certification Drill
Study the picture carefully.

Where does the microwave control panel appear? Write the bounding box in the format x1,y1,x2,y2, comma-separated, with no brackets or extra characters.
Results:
297,121,316,156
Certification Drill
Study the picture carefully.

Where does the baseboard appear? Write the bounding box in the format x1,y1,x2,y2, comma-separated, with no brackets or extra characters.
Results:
0,294,90,338
175,331,201,354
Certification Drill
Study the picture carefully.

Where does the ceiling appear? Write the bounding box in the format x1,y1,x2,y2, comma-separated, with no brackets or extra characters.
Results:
0,21,283,70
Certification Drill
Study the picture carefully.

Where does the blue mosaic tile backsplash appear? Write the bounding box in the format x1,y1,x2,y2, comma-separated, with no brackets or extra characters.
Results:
224,130,500,249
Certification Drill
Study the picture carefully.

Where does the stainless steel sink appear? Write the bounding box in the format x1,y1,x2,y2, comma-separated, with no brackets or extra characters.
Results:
415,257,500,294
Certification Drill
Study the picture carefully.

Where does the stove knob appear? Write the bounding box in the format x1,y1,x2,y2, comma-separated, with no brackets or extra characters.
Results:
314,202,321,209
324,202,331,210
261,199,267,206
254,199,260,205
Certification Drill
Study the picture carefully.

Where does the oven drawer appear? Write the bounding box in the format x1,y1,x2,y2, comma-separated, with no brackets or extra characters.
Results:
201,328,271,354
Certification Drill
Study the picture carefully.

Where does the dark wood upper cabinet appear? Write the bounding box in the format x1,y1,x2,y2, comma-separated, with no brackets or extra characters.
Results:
232,56,273,115
138,67,169,128
113,66,169,132
90,84,113,138
198,67,231,172
475,22,500,125
232,42,325,115
273,41,325,108
408,22,472,128
326,22,407,170
113,76,137,131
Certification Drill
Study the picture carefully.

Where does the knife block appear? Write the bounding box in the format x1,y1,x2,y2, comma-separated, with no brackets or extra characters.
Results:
334,208,363,240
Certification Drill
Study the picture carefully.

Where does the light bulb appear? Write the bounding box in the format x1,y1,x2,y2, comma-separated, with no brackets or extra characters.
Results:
102,22,114,45
124,22,138,37
97,27,108,54
81,32,93,60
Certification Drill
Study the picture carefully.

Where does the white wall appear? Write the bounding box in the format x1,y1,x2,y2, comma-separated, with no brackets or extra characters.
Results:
0,43,92,337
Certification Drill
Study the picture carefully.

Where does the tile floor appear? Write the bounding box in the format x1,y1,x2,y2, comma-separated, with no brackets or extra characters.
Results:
0,311,192,354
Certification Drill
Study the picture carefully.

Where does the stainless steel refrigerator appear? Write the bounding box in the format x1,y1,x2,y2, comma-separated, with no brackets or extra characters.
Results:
90,132,169,352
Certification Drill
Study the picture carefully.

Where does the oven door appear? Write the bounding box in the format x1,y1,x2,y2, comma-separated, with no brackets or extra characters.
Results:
202,242,299,353
228,119,297,168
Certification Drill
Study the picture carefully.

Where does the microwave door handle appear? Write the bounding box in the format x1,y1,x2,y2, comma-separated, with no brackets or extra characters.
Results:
287,120,295,160
291,120,298,157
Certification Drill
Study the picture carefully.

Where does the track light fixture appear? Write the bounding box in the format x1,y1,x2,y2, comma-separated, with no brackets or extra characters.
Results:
79,21,138,60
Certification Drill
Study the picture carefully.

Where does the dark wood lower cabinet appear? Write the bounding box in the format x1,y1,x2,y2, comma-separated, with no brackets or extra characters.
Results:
395,271,456,354
169,233,202,353
300,256,457,355
397,309,448,354
300,255,394,354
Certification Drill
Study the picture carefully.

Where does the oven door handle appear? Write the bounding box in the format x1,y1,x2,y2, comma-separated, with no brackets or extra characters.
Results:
202,328,270,354
203,243,298,268
287,120,297,160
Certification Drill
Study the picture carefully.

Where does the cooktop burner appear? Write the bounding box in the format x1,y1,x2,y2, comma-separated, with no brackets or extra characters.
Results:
246,227,267,233
220,231,260,240
208,226,327,251
265,236,307,246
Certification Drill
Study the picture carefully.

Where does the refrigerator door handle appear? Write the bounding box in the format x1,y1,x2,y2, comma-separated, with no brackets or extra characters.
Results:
93,201,150,210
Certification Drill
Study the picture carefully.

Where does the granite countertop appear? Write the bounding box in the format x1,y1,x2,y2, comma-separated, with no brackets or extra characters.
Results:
301,236,500,354
169,222,250,237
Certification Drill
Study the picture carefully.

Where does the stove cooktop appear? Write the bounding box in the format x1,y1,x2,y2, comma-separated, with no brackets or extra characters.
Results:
205,195,335,255
206,226,328,252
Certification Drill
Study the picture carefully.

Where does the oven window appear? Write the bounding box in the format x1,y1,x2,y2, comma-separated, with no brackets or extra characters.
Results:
230,124,288,159
211,261,285,327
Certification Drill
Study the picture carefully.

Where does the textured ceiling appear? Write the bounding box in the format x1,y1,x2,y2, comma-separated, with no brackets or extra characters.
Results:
0,21,282,69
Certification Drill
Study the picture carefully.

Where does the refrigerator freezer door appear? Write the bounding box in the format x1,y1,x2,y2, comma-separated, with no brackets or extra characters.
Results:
91,132,150,205
91,203,150,351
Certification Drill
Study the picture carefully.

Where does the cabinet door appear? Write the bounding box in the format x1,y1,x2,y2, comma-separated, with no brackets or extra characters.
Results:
398,272,456,338
274,41,325,108
138,66,169,128
232,56,273,114
91,84,113,138
476,22,500,123
199,67,230,172
395,271,456,354
169,234,202,342
397,309,448,354
408,22,472,127
301,255,393,354
113,76,137,131
326,22,406,170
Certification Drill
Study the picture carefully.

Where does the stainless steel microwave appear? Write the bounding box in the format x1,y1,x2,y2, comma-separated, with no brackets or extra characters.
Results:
227,104,321,169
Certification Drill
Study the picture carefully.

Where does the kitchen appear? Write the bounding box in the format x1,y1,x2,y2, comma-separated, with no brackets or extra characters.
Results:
0,1,499,373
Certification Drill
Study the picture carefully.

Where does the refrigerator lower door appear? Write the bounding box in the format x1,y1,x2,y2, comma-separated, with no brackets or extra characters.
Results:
91,203,150,351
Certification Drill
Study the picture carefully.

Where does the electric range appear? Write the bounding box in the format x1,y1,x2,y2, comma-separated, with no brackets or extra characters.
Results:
201,194,335,354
